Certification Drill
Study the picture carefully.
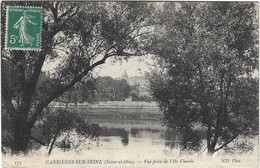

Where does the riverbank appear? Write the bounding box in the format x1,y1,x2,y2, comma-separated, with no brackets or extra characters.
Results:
64,106,161,120
50,101,161,120
50,101,159,109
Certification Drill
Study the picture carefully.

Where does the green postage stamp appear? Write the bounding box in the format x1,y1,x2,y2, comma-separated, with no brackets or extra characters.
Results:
5,6,42,50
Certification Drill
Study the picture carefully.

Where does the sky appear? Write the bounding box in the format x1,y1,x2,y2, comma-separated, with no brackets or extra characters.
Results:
42,55,155,79
93,56,154,78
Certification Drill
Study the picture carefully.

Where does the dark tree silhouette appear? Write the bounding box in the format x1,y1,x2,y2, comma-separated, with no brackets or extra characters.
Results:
147,2,258,156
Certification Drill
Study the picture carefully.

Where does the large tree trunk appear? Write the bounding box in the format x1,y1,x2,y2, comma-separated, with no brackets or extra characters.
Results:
207,145,215,157
11,116,31,154
9,97,35,155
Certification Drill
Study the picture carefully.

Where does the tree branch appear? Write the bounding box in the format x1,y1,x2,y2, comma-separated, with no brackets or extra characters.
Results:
29,136,47,146
24,3,80,122
211,71,225,148
28,51,113,128
49,3,58,21
58,5,77,20
214,127,246,152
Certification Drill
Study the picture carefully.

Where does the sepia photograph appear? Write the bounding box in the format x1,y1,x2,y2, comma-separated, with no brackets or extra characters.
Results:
1,1,259,167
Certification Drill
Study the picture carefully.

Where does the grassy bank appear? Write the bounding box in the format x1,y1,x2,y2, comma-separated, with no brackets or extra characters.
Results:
57,106,162,120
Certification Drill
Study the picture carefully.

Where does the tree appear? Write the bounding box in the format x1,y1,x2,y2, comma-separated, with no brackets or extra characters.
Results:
95,76,131,101
147,2,258,156
56,78,97,104
30,108,100,156
1,1,152,154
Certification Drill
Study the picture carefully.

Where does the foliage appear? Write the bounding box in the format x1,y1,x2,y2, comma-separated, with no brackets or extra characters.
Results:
147,2,258,155
54,76,131,103
130,84,140,100
31,108,100,155
130,84,154,102
56,77,97,103
94,76,131,101
223,139,255,155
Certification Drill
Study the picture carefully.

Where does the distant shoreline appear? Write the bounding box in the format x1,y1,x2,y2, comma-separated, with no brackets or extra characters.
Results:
50,101,159,109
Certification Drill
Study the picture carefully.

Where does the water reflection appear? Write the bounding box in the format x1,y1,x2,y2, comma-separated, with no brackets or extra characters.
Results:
100,127,129,146
99,125,181,149
130,128,161,137
86,109,183,152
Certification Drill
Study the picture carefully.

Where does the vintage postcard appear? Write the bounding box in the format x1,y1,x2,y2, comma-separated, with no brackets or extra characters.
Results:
1,1,259,168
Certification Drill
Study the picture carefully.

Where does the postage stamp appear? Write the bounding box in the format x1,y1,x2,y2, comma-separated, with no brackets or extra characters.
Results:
5,6,42,51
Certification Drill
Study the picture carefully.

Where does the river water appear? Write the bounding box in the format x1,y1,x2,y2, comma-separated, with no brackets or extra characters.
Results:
83,107,182,156
92,118,181,154
2,108,258,168
78,108,258,159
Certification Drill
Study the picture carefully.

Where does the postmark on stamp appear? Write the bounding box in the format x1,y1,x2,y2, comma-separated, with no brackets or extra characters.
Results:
5,6,42,51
